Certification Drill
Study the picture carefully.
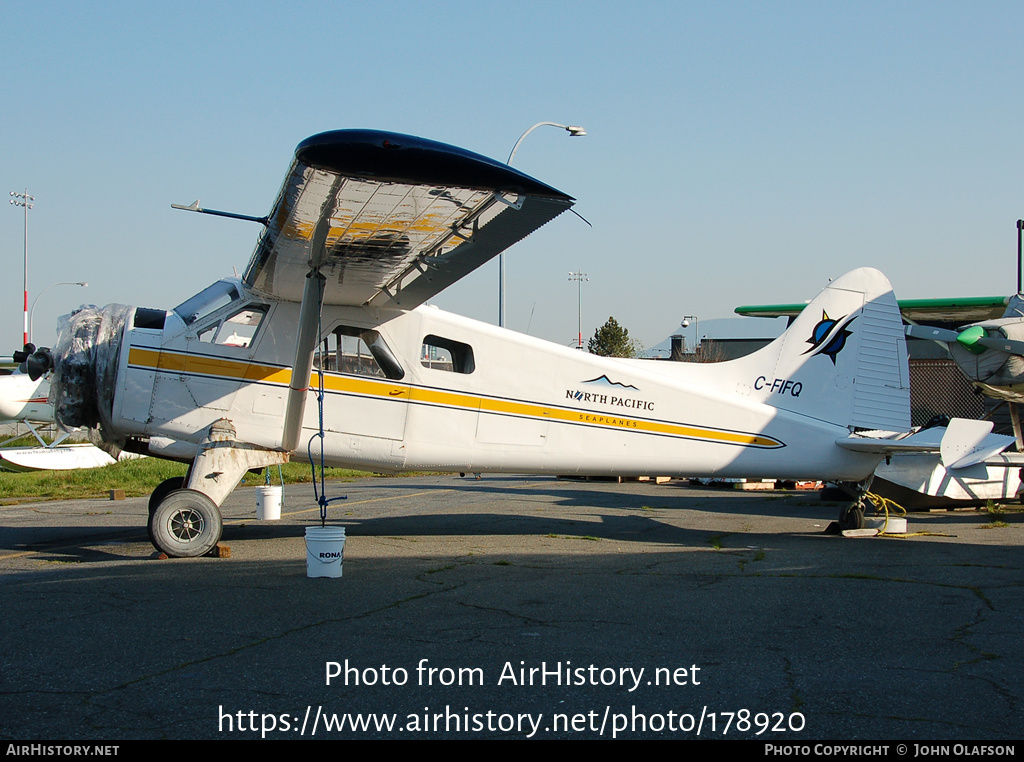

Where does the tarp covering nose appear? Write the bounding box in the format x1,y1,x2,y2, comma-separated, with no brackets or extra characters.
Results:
50,304,129,439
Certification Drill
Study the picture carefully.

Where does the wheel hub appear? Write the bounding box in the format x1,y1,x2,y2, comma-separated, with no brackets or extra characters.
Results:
169,509,205,541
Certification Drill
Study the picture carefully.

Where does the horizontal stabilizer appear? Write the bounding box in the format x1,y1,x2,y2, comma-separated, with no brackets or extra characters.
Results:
837,418,1017,470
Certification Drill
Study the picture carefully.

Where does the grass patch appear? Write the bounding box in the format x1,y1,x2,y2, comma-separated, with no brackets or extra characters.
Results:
0,457,390,502
0,458,188,501
979,501,1012,528
741,548,765,573
243,462,387,486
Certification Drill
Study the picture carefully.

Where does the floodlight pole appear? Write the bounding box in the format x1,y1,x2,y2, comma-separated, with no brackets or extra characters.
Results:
569,270,588,349
502,122,586,328
10,190,34,347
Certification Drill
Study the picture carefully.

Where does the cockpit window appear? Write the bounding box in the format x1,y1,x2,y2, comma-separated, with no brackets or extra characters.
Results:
173,281,241,325
197,306,267,347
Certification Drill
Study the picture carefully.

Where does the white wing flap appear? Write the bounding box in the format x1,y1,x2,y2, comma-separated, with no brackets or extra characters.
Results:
243,130,574,309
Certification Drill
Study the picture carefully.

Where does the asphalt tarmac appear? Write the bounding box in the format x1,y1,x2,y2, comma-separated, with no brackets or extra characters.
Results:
0,473,1021,741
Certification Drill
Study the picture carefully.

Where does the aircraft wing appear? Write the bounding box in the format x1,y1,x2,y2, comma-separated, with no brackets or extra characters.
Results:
243,130,575,309
736,296,1009,322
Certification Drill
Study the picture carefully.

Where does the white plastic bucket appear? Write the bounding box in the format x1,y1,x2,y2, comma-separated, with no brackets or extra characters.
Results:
256,485,282,520
305,526,346,578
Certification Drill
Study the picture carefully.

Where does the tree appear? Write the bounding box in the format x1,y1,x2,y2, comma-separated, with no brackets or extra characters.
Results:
588,316,642,357
680,339,726,363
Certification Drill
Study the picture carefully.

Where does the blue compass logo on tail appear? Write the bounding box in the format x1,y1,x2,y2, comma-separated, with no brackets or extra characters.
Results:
804,311,856,364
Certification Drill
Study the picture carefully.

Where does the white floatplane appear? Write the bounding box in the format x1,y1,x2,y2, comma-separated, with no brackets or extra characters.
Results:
23,129,997,556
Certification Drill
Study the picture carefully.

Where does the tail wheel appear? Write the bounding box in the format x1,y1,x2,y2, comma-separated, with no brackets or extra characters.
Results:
838,502,866,531
149,489,223,558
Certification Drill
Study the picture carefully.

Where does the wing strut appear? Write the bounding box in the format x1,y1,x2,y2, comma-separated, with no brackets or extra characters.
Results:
282,269,326,452
171,200,268,225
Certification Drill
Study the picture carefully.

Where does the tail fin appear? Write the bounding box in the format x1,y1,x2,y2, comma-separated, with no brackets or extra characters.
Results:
736,268,910,431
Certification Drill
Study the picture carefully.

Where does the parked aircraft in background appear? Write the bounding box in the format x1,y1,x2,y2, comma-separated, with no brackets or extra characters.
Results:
0,369,133,471
904,294,1024,407
20,129,997,556
0,370,52,424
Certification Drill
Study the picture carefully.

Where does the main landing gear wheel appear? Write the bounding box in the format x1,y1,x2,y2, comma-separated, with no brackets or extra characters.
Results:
147,476,188,545
148,489,223,558
149,476,187,516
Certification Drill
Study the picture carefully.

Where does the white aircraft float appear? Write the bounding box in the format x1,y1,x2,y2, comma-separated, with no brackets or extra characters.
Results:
895,295,1024,505
0,369,135,471
20,129,998,557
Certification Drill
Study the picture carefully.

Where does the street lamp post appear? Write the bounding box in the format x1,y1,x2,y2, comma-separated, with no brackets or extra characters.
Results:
502,122,586,328
10,190,34,347
569,270,588,349
30,281,87,344
681,315,699,354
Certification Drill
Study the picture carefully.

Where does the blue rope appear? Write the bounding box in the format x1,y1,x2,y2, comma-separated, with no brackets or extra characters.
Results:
306,311,346,528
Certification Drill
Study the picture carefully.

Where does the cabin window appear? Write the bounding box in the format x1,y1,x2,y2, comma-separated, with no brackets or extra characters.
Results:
314,326,404,381
196,306,267,347
421,335,475,374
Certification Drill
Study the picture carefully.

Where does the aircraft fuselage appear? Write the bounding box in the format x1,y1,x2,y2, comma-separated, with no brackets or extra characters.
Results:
108,280,880,482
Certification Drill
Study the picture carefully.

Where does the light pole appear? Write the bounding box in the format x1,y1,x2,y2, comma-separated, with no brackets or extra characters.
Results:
682,315,699,354
30,281,87,344
507,122,587,165
569,270,588,349
10,190,34,347
502,122,586,328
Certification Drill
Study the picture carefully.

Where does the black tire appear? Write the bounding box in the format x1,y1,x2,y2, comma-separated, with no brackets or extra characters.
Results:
148,476,187,517
149,489,223,558
838,503,865,531
147,476,188,546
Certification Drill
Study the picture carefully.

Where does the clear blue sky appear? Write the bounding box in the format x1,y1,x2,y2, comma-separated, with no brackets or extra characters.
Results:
3,1,1024,350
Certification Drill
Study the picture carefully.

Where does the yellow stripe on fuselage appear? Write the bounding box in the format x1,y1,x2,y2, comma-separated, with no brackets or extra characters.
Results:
126,347,782,449
128,347,292,385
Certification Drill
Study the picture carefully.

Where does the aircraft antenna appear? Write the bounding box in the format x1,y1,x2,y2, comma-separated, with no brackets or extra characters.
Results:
569,208,593,228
